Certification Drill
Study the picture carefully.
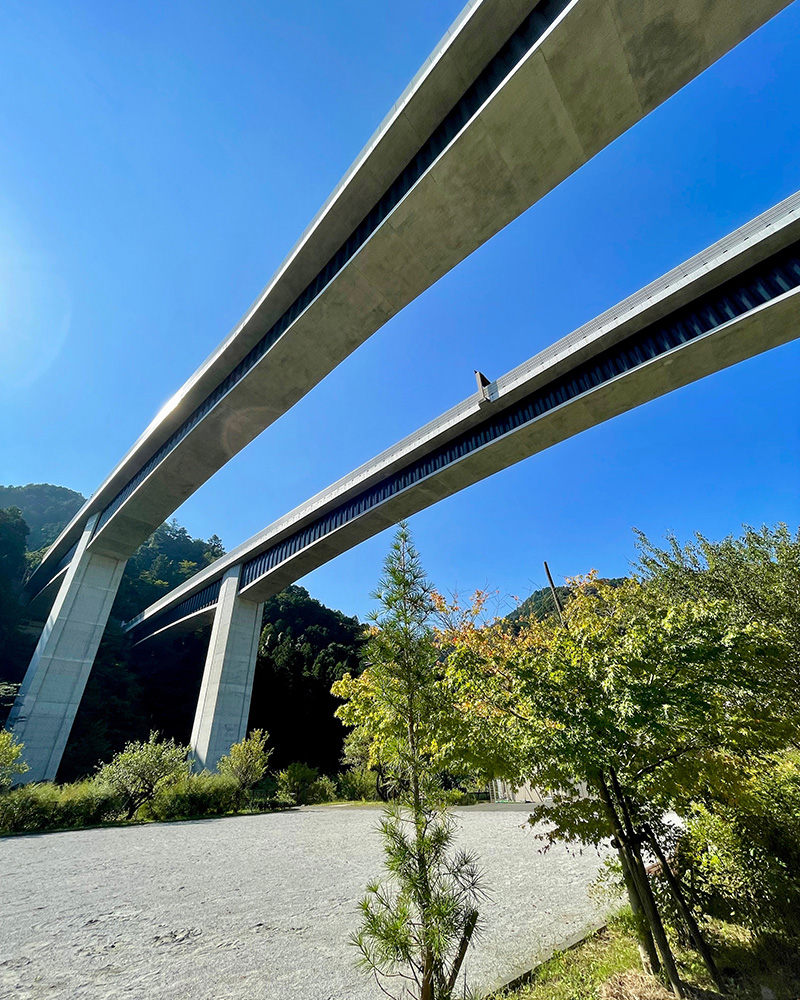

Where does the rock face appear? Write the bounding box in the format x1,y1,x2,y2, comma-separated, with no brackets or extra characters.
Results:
0,804,612,999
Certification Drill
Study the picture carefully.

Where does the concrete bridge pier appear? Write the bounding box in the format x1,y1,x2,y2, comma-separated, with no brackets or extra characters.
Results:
6,514,127,783
190,566,263,771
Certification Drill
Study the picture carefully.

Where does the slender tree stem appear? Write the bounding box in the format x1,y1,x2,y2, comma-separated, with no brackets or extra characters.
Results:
445,910,479,995
643,824,726,994
595,771,661,976
608,770,684,998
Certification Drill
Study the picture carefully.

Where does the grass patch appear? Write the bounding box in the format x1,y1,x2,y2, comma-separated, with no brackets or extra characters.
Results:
493,911,800,1000
494,916,640,1000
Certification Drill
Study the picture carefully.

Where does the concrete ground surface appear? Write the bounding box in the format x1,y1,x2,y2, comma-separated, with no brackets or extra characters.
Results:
0,803,611,999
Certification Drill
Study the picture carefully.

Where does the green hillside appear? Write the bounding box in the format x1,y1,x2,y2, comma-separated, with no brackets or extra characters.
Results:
506,577,627,625
0,483,85,551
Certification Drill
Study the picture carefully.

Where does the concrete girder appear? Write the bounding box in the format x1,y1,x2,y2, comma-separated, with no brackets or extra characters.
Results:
125,239,800,639
28,0,790,596
236,288,800,603
123,186,800,640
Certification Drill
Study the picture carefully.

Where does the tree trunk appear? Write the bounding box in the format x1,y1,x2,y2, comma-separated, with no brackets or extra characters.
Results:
421,949,434,1000
446,909,478,995
629,841,685,998
595,772,661,976
609,772,684,998
643,825,726,994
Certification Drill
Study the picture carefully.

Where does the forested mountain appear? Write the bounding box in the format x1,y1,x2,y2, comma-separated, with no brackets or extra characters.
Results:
506,584,572,623
112,521,226,622
506,577,627,625
253,586,366,772
125,585,366,779
0,483,367,780
0,483,85,552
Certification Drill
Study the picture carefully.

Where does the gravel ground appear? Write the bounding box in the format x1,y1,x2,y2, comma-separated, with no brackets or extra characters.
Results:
0,803,611,999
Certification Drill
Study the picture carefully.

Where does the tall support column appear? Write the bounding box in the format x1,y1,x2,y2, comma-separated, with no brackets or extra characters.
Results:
190,566,263,771
6,514,127,783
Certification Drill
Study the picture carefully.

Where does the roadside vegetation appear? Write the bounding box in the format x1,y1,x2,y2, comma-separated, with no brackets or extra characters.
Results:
331,522,800,997
0,723,420,835
492,911,800,1000
2,507,799,996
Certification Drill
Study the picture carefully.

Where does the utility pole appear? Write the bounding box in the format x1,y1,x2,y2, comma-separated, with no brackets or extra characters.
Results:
543,560,564,624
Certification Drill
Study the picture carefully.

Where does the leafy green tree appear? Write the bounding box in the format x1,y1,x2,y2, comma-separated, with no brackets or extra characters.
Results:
275,761,335,804
334,524,485,1000
96,731,190,818
442,575,794,994
635,523,800,678
204,534,225,562
677,748,800,935
218,729,272,792
0,730,28,790
634,525,800,938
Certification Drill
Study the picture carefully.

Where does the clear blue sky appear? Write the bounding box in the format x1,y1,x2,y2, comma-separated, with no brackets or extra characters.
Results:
1,0,798,620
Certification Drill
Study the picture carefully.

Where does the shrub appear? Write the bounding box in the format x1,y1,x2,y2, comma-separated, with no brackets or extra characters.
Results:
0,780,123,834
148,773,240,821
677,750,800,936
277,761,336,804
0,730,28,790
440,788,477,807
337,766,379,801
218,729,272,792
314,774,337,803
96,731,190,818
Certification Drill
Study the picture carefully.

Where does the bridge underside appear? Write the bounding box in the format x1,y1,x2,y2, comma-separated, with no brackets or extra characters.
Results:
128,195,800,644
26,0,791,603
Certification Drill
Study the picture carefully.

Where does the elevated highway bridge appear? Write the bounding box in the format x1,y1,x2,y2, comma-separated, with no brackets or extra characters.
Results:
126,191,800,768
7,0,793,780
25,0,789,606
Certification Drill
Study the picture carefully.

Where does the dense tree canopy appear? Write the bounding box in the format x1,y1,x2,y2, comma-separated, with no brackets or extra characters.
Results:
635,523,800,671
439,568,798,990
112,520,226,622
251,585,366,772
442,576,795,826
0,507,35,712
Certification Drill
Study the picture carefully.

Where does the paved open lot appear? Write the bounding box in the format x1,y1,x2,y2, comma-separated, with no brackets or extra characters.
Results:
0,804,611,999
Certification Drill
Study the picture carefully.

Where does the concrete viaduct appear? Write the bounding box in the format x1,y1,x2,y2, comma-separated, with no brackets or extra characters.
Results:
124,192,800,769
7,0,794,781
